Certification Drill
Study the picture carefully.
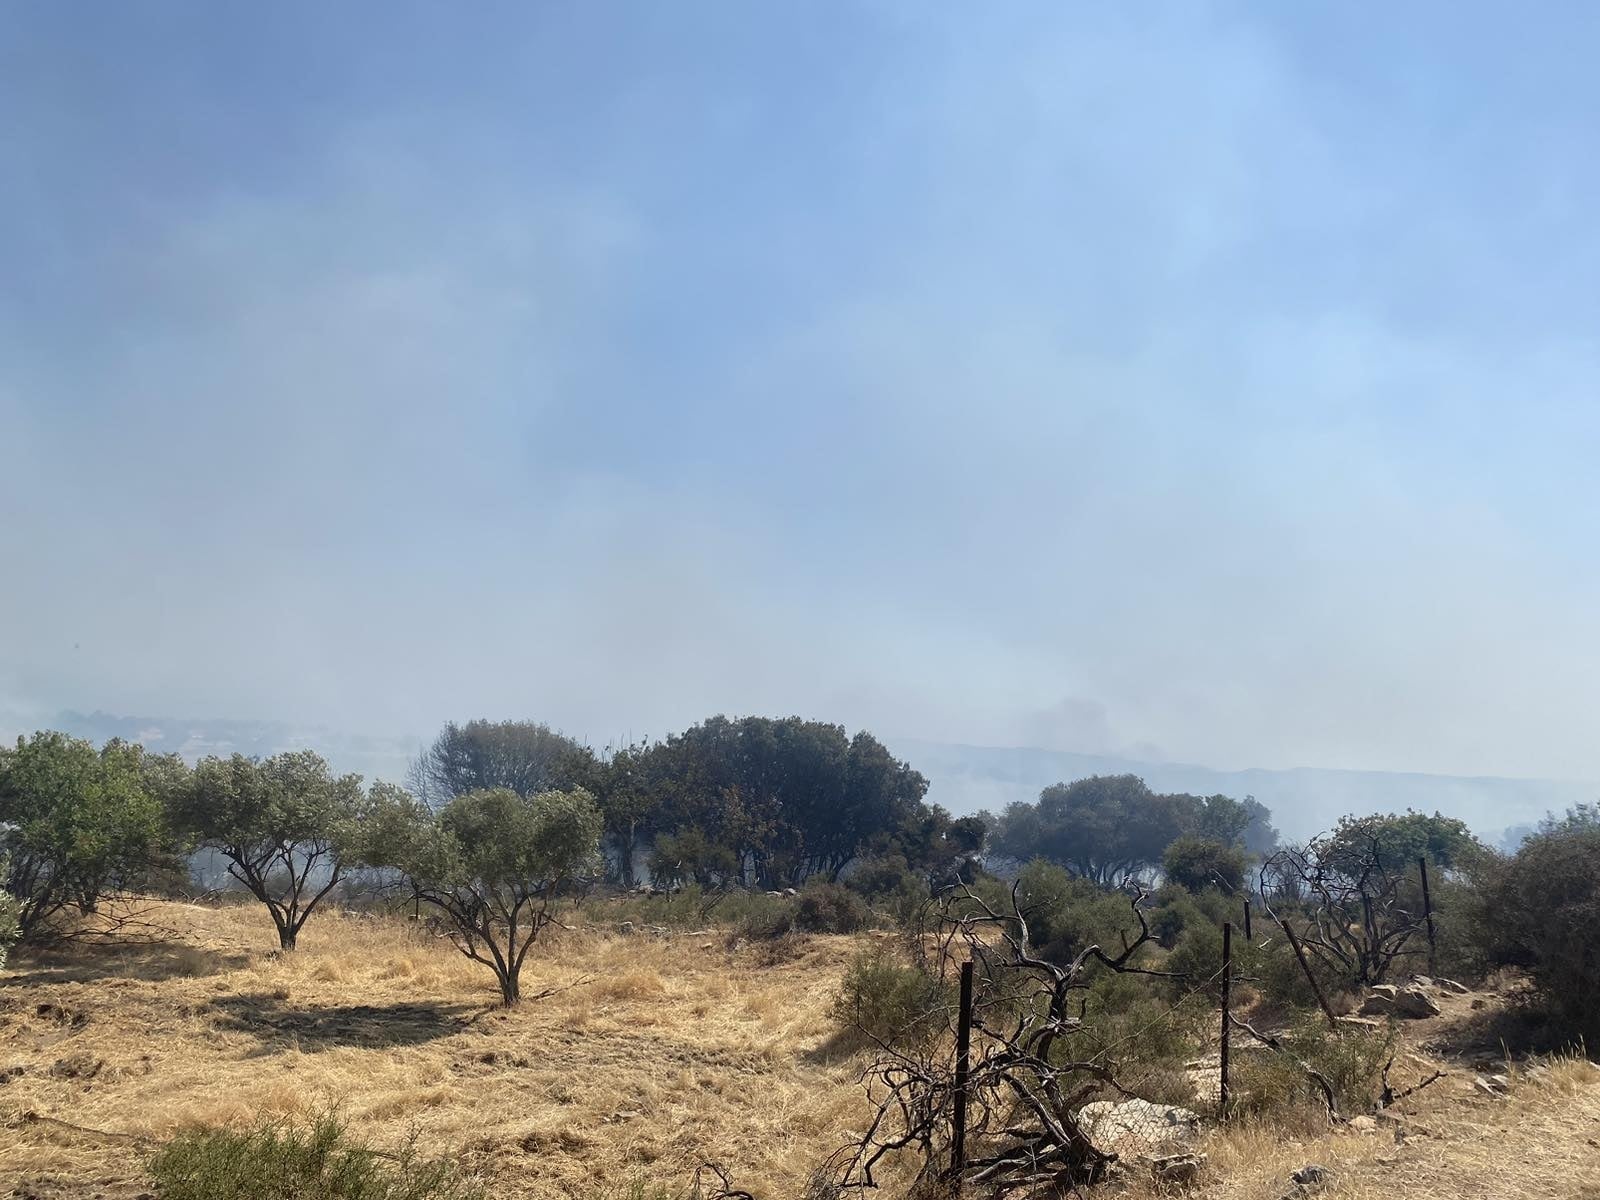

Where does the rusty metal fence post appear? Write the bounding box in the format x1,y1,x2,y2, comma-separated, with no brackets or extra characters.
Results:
951,959,975,1179
1219,920,1233,1120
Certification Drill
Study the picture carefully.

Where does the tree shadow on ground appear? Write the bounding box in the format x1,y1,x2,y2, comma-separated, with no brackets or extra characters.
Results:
1,940,251,987
206,993,482,1053
799,1026,880,1067
1427,995,1594,1063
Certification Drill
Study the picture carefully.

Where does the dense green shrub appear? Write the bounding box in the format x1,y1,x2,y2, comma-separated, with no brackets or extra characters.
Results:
1162,909,1241,987
1481,807,1600,1042
1013,861,1145,964
848,855,919,898
148,1113,484,1200
794,881,872,933
831,947,952,1046
1427,862,1504,983
1250,933,1353,1013
1148,884,1238,949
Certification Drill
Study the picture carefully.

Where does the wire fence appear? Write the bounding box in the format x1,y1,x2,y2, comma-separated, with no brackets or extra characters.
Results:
943,906,1356,1170
941,860,1443,1174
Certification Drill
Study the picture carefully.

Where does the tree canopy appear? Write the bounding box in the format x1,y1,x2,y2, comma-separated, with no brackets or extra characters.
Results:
0,731,170,940
987,774,1272,886
406,719,594,809
1162,835,1248,894
630,716,932,890
1325,810,1479,874
177,750,367,950
365,785,603,1004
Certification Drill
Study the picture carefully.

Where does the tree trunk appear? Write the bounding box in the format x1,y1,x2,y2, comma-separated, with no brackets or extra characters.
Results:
271,907,298,951
620,828,637,889
498,967,521,1006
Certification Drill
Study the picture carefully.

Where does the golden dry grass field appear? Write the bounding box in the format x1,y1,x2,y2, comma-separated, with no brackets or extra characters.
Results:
2,900,1599,1200
0,901,869,1199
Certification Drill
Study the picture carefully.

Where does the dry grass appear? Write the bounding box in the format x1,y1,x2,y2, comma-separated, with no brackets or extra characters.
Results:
4,902,1600,1200
1112,1055,1600,1200
0,901,866,1199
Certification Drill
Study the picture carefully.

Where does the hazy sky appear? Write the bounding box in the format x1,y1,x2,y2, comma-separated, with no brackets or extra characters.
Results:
5,3,1600,779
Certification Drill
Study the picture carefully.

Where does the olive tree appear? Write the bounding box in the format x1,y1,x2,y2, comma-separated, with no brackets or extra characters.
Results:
0,732,168,941
179,751,365,951
367,785,602,1005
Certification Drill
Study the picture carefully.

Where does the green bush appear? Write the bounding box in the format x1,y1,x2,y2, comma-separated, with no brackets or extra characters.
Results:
734,892,796,940
1250,933,1352,1013
1060,968,1208,1107
847,856,932,925
831,947,952,1046
1427,868,1501,983
1481,808,1600,1042
148,1113,484,1200
1013,861,1146,964
793,881,872,933
1229,1017,1394,1124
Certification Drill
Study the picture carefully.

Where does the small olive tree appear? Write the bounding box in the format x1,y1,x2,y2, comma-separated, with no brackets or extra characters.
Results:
179,751,366,951
367,785,602,1005
0,732,169,941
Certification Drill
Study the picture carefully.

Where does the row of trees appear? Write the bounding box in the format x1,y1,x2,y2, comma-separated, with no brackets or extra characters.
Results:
986,773,1280,885
0,717,978,1003
0,730,604,1003
407,716,981,891
6,718,1595,1032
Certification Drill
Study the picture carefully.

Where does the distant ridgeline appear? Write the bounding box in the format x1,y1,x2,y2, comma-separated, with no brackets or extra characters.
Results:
888,738,1598,849
37,710,419,786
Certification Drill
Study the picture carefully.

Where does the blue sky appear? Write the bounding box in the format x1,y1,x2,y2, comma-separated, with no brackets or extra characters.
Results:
5,3,1600,779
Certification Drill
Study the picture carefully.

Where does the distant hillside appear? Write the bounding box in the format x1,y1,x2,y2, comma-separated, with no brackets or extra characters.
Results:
24,710,421,786
887,738,1597,845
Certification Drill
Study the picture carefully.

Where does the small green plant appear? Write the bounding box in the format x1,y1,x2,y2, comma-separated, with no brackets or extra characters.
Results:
147,1112,485,1200
1060,968,1208,1106
831,947,952,1047
1229,1017,1395,1125
1012,861,1149,964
